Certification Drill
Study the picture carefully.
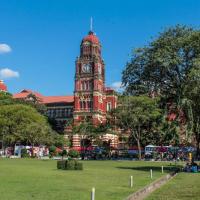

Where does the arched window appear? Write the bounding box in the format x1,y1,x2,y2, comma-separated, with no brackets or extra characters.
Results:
80,101,83,109
87,101,93,109
107,102,112,111
87,101,90,109
83,101,86,109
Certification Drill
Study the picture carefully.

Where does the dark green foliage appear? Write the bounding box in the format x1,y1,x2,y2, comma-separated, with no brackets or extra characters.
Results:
121,25,200,154
49,146,57,157
0,92,14,105
113,95,161,160
57,160,83,170
0,103,56,153
183,66,200,157
57,160,66,169
68,149,79,158
53,134,71,148
60,149,67,157
21,148,30,158
122,25,200,103
75,161,83,170
65,160,76,170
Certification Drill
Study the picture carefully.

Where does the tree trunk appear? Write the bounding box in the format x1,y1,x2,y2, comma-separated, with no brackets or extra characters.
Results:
137,139,142,160
196,136,200,160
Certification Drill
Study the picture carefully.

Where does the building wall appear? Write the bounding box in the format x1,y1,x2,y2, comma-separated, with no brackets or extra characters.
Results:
12,31,118,149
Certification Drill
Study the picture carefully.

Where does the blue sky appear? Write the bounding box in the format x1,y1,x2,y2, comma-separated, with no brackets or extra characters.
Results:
0,0,200,96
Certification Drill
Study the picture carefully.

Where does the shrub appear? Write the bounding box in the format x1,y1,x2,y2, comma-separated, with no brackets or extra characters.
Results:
65,160,76,170
21,148,30,158
57,160,66,170
68,149,79,158
75,162,83,170
49,145,57,157
57,160,83,170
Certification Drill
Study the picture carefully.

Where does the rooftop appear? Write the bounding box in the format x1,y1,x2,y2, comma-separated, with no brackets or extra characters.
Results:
13,89,74,104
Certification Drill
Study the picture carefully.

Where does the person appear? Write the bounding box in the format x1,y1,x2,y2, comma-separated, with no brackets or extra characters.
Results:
184,163,191,172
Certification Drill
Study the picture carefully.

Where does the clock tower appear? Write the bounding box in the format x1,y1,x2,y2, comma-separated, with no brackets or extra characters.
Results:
73,30,106,125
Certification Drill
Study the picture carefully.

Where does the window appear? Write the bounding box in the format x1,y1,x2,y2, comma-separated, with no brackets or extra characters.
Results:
87,101,93,109
80,101,83,109
64,109,68,117
47,109,51,116
68,109,72,116
86,81,89,90
52,109,55,117
80,101,87,110
107,102,112,111
90,81,93,90
83,101,86,109
56,109,62,117
62,109,65,117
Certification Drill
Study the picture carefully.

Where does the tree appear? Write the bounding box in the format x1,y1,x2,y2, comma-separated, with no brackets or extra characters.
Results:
14,93,47,115
53,133,71,148
0,104,55,156
21,122,54,156
113,95,161,160
72,118,96,158
121,25,200,152
0,92,14,105
183,65,200,158
122,25,200,106
72,117,115,159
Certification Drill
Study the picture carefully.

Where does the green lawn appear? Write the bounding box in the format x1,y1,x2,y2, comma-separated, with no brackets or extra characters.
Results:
0,159,174,200
146,172,200,200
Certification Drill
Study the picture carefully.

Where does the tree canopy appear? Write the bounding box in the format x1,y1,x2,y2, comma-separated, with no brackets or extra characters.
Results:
122,25,200,105
0,92,63,156
121,25,200,158
113,95,161,159
0,104,54,146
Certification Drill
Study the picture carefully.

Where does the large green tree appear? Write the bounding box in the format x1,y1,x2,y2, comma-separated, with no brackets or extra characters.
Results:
0,92,14,105
122,25,200,149
0,104,55,156
113,95,161,160
183,65,200,158
122,25,200,105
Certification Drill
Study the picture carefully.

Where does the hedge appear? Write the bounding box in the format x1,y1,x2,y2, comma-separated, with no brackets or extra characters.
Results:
75,162,83,170
57,160,83,170
57,160,66,170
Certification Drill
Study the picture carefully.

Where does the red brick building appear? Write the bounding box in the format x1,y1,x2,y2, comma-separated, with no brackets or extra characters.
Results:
74,30,117,125
0,80,7,92
11,30,118,148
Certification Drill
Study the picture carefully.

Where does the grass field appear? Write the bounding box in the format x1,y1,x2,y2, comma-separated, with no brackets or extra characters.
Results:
0,159,174,200
146,172,200,200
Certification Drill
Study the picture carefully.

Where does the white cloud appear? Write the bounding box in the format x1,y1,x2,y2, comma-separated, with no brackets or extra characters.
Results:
0,68,19,79
111,81,124,92
0,44,12,54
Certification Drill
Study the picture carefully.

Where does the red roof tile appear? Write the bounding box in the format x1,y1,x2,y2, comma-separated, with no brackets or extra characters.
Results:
43,96,74,104
13,89,43,99
83,31,99,44
13,89,74,104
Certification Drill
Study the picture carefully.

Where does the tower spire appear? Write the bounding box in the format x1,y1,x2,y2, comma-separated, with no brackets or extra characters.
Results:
90,17,93,32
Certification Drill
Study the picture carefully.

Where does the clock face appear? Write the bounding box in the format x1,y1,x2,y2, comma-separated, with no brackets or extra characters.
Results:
82,63,91,73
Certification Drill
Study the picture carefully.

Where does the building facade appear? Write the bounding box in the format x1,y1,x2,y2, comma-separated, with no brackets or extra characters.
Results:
74,30,117,125
11,30,118,148
0,80,7,92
